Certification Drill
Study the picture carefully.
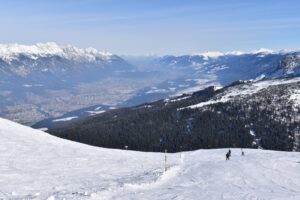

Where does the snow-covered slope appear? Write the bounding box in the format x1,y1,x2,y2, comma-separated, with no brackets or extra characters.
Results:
185,77,300,109
1,117,300,200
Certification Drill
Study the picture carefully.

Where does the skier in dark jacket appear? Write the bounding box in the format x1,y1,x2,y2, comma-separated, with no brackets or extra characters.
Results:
226,152,230,160
226,149,231,161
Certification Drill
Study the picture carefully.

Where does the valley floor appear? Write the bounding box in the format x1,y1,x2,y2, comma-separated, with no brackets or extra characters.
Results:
0,118,299,200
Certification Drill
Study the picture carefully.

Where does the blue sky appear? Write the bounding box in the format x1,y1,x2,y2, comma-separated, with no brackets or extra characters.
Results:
1,0,300,55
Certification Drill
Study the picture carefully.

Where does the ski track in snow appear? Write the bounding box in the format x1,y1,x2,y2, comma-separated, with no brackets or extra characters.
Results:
0,118,300,200
92,154,185,200
92,167,180,200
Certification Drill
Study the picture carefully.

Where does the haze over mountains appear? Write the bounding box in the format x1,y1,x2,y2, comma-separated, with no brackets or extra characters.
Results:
0,43,156,124
1,43,300,126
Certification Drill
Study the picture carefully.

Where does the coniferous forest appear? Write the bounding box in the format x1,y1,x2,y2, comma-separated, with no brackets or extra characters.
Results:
47,79,300,152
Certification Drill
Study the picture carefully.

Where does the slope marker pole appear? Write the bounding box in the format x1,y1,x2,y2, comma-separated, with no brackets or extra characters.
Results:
165,149,167,172
180,146,183,159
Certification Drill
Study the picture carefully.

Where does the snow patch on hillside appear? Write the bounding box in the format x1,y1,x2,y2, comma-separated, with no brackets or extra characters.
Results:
52,116,78,122
86,110,106,116
289,90,300,107
185,77,300,109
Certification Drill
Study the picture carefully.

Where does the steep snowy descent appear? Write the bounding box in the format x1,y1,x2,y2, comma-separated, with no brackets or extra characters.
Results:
0,118,300,199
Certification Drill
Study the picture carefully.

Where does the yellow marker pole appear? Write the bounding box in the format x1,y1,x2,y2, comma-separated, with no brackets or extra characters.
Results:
164,149,167,172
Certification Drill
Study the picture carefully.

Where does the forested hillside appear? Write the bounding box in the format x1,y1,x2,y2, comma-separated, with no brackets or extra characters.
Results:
48,78,300,152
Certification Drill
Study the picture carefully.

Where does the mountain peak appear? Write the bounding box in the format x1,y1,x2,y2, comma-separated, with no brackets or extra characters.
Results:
192,51,224,60
192,51,245,60
191,48,290,59
0,42,113,62
252,48,274,54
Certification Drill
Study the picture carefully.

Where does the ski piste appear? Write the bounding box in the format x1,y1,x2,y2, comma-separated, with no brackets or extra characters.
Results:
0,117,300,200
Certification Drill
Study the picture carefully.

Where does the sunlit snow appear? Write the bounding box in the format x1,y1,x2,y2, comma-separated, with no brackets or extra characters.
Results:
0,118,299,199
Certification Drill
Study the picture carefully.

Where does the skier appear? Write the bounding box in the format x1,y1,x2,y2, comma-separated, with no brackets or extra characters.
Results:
228,149,231,157
226,152,230,160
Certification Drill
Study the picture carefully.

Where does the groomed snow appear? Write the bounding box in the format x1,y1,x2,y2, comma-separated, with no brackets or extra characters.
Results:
0,118,300,200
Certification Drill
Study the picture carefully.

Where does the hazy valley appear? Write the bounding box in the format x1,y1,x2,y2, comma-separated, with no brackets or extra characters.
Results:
2,43,300,126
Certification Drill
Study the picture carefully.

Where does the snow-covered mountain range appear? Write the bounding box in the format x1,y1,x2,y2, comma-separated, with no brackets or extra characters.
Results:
0,43,140,124
1,117,300,200
2,43,300,125
0,42,129,79
0,42,113,63
150,49,300,93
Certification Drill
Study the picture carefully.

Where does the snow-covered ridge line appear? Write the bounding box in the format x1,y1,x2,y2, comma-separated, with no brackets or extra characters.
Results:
191,48,300,60
183,77,300,110
0,42,113,62
192,51,244,59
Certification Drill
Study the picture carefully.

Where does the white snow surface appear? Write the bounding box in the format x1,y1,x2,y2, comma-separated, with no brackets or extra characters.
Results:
191,48,300,61
0,42,113,62
290,91,300,107
52,116,78,122
0,118,300,200
86,110,106,116
192,51,245,60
